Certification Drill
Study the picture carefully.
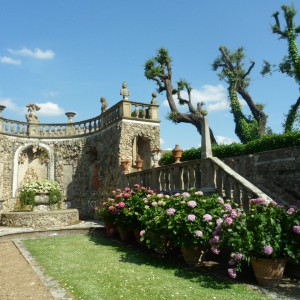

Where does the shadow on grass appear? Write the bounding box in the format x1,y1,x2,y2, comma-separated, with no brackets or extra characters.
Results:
89,232,234,290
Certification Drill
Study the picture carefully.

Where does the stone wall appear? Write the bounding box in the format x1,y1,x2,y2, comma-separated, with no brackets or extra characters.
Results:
222,146,300,206
1,209,79,228
0,119,160,219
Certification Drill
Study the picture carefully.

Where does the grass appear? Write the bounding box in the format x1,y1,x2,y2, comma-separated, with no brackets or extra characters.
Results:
24,234,270,300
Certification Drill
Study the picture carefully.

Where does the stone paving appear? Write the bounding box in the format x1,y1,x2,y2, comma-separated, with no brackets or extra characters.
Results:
0,221,102,300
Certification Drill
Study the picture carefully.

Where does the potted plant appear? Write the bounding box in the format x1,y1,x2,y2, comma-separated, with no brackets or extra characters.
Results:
139,192,174,254
164,190,227,265
20,179,62,210
96,197,118,236
97,184,150,241
218,198,300,287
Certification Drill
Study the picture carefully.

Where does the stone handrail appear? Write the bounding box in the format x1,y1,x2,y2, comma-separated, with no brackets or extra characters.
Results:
125,156,271,212
0,100,159,138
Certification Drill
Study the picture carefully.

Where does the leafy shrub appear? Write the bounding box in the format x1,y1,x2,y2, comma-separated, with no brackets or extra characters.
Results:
159,131,300,165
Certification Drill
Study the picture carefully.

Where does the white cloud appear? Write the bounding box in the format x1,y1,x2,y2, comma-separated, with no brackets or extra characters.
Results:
0,56,21,65
36,102,64,116
161,84,229,112
160,138,165,145
207,101,229,111
8,47,55,59
0,98,20,111
216,135,237,145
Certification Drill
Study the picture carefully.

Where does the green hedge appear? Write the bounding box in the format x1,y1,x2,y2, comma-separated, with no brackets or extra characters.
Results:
159,131,300,165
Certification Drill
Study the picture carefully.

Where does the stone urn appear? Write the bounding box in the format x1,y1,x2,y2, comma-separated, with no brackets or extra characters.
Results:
172,144,183,163
34,192,50,205
135,156,143,171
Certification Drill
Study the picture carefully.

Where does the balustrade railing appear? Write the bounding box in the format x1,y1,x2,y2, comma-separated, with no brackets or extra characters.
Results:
0,100,159,138
126,157,271,212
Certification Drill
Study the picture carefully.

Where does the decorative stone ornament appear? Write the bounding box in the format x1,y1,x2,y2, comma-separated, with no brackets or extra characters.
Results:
0,105,6,117
172,144,183,163
121,159,131,174
120,82,130,100
151,147,161,168
135,155,143,171
65,112,76,123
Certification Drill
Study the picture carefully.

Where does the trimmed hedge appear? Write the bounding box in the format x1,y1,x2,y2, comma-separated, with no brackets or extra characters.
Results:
159,131,300,165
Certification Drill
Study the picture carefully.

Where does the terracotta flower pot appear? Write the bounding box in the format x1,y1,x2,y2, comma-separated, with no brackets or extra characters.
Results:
117,227,134,242
172,144,183,163
181,246,207,266
251,258,286,288
104,222,117,237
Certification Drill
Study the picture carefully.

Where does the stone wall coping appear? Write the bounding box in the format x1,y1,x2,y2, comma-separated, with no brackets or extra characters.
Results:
0,100,160,139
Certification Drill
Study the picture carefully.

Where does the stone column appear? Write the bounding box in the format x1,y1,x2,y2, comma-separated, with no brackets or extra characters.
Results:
149,92,159,121
200,113,212,159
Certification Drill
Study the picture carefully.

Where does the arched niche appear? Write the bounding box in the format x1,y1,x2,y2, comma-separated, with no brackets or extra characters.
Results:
12,143,55,197
132,135,151,169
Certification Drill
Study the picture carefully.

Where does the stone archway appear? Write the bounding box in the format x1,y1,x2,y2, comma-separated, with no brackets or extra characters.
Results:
12,143,55,198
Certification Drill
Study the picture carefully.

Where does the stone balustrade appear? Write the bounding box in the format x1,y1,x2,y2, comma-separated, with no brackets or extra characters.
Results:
126,156,271,212
0,100,159,138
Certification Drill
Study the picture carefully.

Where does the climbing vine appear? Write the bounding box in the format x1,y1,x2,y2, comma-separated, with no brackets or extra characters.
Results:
213,47,267,144
262,4,300,133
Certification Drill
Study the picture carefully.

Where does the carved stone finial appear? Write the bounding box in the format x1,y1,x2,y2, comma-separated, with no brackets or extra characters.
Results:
65,112,76,123
25,103,40,123
0,105,6,117
151,92,157,104
100,97,108,113
120,82,130,100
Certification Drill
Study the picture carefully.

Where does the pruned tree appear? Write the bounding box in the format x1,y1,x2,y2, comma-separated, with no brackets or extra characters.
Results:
212,46,268,144
261,4,300,133
144,48,217,144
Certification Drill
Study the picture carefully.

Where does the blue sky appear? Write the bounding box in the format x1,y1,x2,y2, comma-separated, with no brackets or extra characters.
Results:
0,0,299,149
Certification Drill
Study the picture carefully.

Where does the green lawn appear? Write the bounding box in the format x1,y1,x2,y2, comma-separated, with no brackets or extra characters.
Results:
24,234,270,300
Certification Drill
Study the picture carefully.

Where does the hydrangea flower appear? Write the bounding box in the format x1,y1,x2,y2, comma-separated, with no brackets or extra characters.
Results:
228,259,236,266
235,253,243,260
293,225,300,234
166,208,176,216
187,214,196,222
228,268,237,278
203,214,213,222
225,217,233,226
230,209,238,218
181,192,190,198
195,191,203,196
287,207,296,215
224,203,232,211
195,230,203,237
216,218,223,226
211,247,220,255
263,245,273,255
151,201,158,206
187,200,197,208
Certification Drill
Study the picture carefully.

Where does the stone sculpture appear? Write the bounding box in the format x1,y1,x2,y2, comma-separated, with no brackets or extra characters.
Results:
120,82,130,100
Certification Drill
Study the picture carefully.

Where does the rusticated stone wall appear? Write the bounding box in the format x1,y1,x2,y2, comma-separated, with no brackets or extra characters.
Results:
0,119,160,219
222,146,300,206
